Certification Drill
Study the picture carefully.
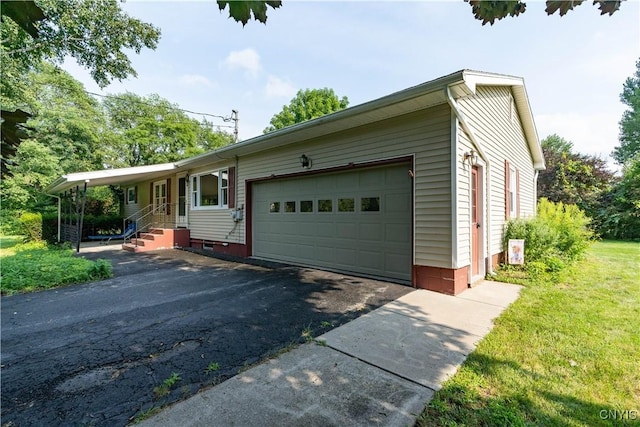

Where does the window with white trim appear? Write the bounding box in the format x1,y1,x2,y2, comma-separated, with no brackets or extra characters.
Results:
126,186,136,204
508,165,517,219
190,169,229,209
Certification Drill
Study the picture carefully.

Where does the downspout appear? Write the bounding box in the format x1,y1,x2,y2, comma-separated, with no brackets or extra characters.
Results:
533,170,539,214
45,193,62,243
446,86,494,277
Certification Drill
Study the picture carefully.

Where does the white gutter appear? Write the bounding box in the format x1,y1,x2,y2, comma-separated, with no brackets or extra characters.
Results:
446,86,493,277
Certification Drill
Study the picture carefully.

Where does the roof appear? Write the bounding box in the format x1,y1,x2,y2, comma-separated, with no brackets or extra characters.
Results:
46,163,177,194
46,69,544,193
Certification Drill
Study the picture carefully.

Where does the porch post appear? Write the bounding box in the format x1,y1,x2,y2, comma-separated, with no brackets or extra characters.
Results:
76,181,88,253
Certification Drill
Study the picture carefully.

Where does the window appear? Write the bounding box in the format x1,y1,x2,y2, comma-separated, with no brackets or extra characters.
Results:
338,198,355,212
318,199,332,212
361,197,380,212
270,202,280,213
509,166,517,218
285,201,296,213
300,200,313,213
126,187,136,204
191,169,229,209
505,160,519,219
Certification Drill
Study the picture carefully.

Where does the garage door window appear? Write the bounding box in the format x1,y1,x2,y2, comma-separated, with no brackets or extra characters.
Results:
361,197,380,212
300,200,313,213
338,198,355,212
318,199,332,212
285,201,296,213
270,202,280,213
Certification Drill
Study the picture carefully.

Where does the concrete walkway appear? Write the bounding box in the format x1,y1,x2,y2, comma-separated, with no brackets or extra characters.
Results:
139,281,522,427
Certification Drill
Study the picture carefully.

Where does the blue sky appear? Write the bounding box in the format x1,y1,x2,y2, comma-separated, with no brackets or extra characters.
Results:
64,1,640,167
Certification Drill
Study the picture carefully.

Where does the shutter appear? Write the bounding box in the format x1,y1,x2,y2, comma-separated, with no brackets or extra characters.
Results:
134,186,138,204
125,188,128,205
505,160,510,219
516,168,520,218
228,166,236,209
149,182,153,206
166,178,171,215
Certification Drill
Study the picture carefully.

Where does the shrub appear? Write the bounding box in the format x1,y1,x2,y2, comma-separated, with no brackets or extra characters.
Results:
19,212,43,242
503,199,592,272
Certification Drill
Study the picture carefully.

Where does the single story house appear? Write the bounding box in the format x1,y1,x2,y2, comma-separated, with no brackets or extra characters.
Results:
47,69,545,295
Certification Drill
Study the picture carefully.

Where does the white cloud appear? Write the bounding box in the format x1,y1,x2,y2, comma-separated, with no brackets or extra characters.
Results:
265,75,296,99
221,48,262,78
178,74,216,88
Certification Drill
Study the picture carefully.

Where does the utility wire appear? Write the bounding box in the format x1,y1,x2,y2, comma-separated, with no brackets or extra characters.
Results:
85,91,236,123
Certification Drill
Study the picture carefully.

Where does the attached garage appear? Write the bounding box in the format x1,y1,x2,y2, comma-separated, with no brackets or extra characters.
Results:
252,162,412,282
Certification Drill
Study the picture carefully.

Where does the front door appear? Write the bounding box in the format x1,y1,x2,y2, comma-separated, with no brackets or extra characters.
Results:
471,166,481,278
153,181,167,211
177,176,188,227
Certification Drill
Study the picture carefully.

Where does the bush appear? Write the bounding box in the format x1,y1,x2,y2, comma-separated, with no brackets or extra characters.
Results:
503,199,592,272
0,209,22,235
19,212,43,242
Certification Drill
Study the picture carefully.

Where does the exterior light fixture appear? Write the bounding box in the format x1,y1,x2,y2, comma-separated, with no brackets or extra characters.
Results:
300,154,312,169
464,149,478,166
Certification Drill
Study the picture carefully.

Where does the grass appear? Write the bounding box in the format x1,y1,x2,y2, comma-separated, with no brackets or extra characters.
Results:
417,240,640,426
153,373,181,399
0,235,112,294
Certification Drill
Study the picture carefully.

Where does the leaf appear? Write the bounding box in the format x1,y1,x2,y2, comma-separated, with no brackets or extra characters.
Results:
545,1,585,16
466,0,527,25
594,0,623,15
217,1,282,26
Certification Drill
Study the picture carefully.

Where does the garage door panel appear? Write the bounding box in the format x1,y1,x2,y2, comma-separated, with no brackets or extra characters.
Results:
253,163,411,282
359,223,384,241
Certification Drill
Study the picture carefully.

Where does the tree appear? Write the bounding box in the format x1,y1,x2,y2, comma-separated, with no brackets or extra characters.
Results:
593,155,640,239
102,92,234,167
612,58,640,165
22,63,109,173
1,0,161,176
1,0,160,103
264,88,349,133
537,134,614,218
217,0,623,26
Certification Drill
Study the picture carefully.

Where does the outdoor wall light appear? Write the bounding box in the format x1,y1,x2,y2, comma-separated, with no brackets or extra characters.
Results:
464,149,478,166
300,154,312,169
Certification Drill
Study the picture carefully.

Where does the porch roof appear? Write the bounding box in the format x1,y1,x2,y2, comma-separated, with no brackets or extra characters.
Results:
46,163,177,194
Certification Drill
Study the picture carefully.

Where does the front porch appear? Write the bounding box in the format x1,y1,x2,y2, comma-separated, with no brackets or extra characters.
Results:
123,227,190,253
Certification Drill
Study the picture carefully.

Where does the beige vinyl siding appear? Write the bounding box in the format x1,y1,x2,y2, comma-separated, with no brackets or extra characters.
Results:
457,86,536,256
186,166,239,243
190,104,453,268
455,126,475,268
123,183,150,219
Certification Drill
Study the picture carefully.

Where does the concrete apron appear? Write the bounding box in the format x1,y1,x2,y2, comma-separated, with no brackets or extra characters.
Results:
139,280,522,427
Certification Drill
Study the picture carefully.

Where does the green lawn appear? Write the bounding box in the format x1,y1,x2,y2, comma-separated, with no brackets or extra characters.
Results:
1,236,112,294
417,241,640,426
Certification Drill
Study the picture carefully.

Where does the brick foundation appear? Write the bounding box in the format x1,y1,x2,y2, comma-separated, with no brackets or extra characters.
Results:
491,252,505,269
412,265,469,295
189,239,248,257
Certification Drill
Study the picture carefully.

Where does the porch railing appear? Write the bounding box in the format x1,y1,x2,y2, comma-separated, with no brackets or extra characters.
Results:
124,203,178,245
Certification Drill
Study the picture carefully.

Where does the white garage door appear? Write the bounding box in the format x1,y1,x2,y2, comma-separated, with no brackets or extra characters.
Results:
252,163,412,282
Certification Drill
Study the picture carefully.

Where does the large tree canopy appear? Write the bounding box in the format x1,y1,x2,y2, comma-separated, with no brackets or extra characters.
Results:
1,0,161,105
218,0,624,25
537,134,614,217
264,88,349,133
612,58,640,165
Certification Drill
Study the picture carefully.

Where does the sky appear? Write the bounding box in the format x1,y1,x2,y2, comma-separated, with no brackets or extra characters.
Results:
64,0,640,168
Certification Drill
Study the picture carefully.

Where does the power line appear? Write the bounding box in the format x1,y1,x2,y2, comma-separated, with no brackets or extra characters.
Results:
85,91,236,123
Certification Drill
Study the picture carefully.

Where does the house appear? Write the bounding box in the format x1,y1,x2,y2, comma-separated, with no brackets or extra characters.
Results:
46,70,545,295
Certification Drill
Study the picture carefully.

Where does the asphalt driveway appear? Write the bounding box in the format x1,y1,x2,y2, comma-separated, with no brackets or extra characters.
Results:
0,246,412,426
